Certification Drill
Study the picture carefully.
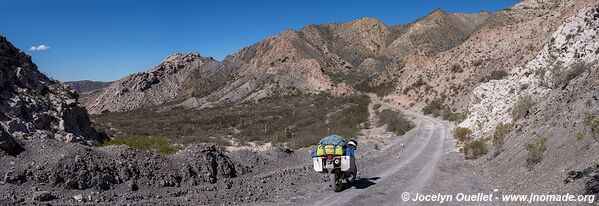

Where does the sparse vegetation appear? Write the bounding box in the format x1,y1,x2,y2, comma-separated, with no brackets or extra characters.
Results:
413,77,426,88
525,136,547,169
354,79,396,97
553,61,588,89
480,69,509,82
442,110,467,123
472,59,483,67
492,123,513,154
373,103,382,111
453,127,472,141
421,98,466,122
93,94,371,150
511,95,533,121
98,135,180,154
463,139,487,159
583,112,599,142
403,77,427,94
422,99,444,117
378,109,415,135
576,132,584,141
451,64,463,73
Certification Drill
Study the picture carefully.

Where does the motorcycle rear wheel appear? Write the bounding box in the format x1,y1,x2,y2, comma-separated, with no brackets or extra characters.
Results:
332,170,343,192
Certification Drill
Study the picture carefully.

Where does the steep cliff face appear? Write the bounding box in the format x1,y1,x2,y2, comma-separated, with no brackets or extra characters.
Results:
0,36,96,147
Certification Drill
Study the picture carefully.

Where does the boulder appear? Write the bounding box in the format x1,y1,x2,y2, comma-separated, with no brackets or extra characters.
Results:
0,127,22,155
32,191,56,202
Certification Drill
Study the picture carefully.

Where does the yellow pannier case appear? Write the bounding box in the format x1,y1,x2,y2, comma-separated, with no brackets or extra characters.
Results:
317,145,343,156
316,145,325,156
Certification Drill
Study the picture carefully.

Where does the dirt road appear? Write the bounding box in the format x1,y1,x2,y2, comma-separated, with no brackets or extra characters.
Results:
301,97,494,206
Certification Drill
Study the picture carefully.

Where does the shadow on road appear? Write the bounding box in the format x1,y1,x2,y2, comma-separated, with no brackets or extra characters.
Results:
350,177,380,189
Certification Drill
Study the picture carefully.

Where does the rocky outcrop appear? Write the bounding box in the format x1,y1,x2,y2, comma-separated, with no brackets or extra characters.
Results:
0,36,96,142
0,127,21,155
83,53,240,113
460,6,599,138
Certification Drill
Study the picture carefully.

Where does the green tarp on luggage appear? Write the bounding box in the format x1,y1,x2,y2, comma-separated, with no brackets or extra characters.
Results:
318,135,347,147
316,135,346,156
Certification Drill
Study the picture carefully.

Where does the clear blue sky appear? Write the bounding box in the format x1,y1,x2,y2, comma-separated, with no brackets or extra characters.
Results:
1,0,518,82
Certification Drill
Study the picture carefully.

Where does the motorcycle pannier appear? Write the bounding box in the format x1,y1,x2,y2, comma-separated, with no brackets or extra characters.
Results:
316,144,344,156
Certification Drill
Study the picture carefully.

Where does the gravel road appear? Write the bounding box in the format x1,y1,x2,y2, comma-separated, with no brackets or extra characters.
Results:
297,98,494,206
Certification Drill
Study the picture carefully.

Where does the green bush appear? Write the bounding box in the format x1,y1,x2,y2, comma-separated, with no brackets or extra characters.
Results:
354,79,396,97
451,64,463,73
553,61,588,89
378,109,415,136
525,136,547,169
583,112,599,142
422,99,444,117
453,127,472,141
98,136,180,154
492,122,513,151
373,103,382,111
512,96,533,121
463,139,487,159
442,110,467,123
480,69,509,82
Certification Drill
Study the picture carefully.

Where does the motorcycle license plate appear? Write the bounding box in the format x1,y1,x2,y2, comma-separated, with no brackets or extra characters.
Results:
325,164,334,169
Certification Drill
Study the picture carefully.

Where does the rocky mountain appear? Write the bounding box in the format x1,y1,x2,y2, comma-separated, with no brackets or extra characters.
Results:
81,52,238,112
83,9,490,114
0,36,96,147
64,80,112,94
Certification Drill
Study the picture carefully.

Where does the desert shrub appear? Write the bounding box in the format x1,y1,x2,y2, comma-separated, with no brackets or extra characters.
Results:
422,99,444,117
480,69,509,82
583,112,599,142
442,110,467,123
451,64,463,73
525,136,547,169
576,132,584,141
373,103,382,111
354,79,396,97
378,109,415,135
413,77,426,88
454,127,472,141
473,59,483,67
511,95,533,121
492,122,513,153
553,61,588,89
99,136,180,154
402,77,427,94
463,139,487,159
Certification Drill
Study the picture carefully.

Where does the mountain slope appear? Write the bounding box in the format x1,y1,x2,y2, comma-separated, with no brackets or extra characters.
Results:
83,9,490,114
83,53,239,113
